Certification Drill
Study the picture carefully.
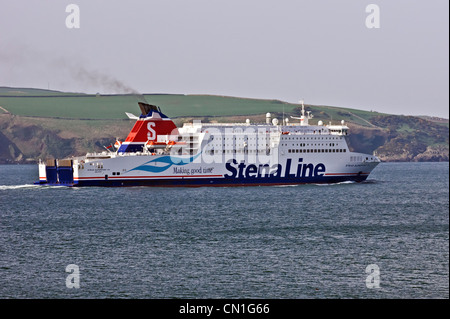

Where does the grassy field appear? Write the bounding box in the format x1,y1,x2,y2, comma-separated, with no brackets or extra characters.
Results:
0,93,298,119
0,87,393,127
0,95,139,119
0,87,87,96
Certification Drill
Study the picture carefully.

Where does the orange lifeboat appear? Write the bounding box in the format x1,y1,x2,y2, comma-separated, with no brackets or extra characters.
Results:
146,140,166,149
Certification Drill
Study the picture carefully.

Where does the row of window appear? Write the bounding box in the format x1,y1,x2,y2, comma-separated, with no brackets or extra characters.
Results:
211,144,269,147
208,136,342,141
209,142,339,148
282,136,342,140
281,143,337,147
288,149,347,153
206,149,271,155
203,148,348,155
78,162,103,169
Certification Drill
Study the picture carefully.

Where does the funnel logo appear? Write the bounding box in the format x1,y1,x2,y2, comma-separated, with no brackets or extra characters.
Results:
147,122,156,140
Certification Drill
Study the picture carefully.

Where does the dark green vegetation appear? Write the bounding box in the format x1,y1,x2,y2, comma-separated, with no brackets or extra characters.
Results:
0,87,448,163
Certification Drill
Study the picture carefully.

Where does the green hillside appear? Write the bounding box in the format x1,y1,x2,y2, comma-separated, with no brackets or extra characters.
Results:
0,87,448,163
0,93,298,119
0,89,387,125
0,95,138,119
0,86,86,96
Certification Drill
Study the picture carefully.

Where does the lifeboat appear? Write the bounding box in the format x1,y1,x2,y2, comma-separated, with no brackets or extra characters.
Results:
145,140,166,149
167,140,186,146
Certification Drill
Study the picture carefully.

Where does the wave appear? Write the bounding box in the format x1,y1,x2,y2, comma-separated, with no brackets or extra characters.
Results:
273,184,300,188
0,184,64,190
0,184,39,190
314,181,356,186
272,181,358,188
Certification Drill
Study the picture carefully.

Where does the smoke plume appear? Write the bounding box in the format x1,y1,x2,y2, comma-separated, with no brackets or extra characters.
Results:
0,44,144,98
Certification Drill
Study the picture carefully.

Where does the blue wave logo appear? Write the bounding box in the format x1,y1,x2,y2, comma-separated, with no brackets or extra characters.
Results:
127,153,201,174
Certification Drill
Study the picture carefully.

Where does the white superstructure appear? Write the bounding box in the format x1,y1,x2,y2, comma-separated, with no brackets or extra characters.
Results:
36,102,380,187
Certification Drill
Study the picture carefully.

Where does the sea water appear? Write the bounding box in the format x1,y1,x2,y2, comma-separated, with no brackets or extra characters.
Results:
0,162,448,298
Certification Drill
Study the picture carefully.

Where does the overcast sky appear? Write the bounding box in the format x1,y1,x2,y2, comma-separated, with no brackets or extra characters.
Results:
0,0,448,118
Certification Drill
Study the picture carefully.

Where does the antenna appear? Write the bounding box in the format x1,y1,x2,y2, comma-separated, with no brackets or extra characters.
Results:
299,99,305,117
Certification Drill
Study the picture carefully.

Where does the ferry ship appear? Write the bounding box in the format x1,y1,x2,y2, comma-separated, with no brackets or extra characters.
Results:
36,101,380,187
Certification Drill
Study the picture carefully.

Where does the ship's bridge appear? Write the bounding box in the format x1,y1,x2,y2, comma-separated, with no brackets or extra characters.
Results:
323,125,349,136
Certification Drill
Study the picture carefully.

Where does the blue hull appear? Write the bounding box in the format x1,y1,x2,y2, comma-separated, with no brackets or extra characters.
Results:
36,175,369,187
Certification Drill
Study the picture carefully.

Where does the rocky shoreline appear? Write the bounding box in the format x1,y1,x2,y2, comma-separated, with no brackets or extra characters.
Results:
1,113,448,164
